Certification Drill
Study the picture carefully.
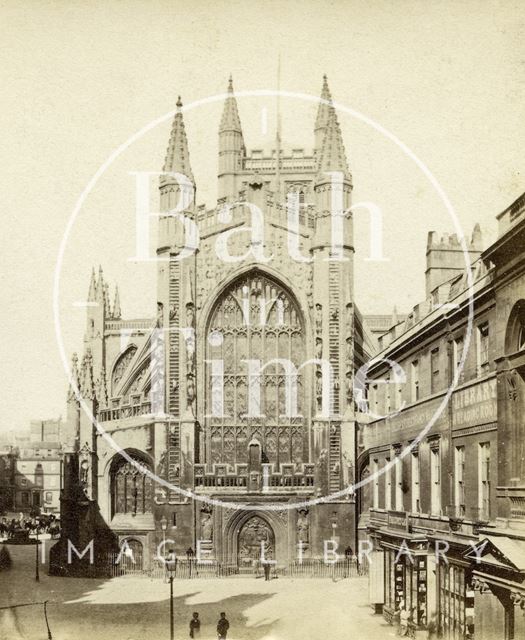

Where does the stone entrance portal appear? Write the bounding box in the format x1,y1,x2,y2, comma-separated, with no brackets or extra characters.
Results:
237,516,275,568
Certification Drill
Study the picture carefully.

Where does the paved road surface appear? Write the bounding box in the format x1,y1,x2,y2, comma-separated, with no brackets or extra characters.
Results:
0,545,395,640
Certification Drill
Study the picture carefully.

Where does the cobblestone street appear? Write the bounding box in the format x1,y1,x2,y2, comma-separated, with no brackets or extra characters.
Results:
0,546,396,640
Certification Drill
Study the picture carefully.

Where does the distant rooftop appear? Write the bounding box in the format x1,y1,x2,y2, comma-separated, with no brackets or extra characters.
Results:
496,191,525,237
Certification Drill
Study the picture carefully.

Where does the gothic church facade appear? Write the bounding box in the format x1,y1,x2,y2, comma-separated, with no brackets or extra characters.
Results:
52,77,363,573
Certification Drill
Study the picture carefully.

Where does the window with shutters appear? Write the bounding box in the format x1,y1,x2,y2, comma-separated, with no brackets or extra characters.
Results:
395,456,403,511
372,459,379,508
479,442,491,519
385,458,392,510
430,445,441,515
411,451,420,513
454,446,465,516
477,323,490,375
431,347,440,394
411,360,420,402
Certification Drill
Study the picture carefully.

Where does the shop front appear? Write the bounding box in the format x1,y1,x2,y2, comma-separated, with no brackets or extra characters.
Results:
378,513,430,637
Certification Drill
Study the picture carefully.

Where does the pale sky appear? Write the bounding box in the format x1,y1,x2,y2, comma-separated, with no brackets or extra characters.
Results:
1,0,524,434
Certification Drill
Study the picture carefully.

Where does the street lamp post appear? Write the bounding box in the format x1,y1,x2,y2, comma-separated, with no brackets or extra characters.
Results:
160,515,168,557
35,525,40,582
166,551,177,640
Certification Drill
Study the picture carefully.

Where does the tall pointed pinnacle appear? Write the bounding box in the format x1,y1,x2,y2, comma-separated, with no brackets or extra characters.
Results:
218,75,246,201
113,285,121,319
315,75,333,134
67,353,81,401
104,282,111,316
82,349,95,400
96,366,108,409
220,75,244,136
87,267,97,302
96,265,104,295
316,102,350,177
163,96,194,184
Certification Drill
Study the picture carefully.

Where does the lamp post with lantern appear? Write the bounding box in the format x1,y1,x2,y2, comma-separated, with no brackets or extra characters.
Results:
160,514,176,640
160,515,168,560
166,549,177,640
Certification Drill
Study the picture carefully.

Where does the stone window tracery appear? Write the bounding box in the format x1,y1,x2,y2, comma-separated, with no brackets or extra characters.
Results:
112,346,138,393
110,453,153,517
205,272,307,468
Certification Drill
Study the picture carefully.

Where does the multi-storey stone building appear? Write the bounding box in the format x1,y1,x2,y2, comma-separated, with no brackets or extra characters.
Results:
51,77,364,574
1,420,64,515
359,192,525,640
0,445,16,514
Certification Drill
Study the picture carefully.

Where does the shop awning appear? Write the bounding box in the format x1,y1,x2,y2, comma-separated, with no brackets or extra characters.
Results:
465,535,525,571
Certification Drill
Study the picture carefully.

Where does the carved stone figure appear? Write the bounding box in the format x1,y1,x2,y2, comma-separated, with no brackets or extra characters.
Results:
186,331,196,365
346,337,352,363
200,510,213,540
187,374,196,414
156,302,164,328
186,302,195,328
80,459,89,485
297,509,309,543
315,303,322,335
315,370,323,412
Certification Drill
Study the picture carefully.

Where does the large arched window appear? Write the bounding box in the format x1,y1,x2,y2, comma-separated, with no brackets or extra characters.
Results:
205,272,307,468
110,452,153,518
505,299,525,354
112,346,138,394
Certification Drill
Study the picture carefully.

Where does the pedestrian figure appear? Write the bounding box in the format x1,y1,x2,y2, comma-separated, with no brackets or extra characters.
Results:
263,561,271,581
189,612,200,638
398,606,409,636
217,612,229,639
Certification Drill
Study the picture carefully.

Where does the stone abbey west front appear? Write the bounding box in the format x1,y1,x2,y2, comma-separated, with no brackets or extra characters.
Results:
51,77,362,574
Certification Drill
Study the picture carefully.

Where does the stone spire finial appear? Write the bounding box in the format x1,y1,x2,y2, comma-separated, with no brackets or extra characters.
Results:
220,75,244,134
314,75,334,152
82,349,95,400
163,96,194,184
103,282,111,315
95,265,104,303
96,366,108,409
67,352,81,401
87,267,97,302
113,285,121,319
315,75,333,132
316,103,350,176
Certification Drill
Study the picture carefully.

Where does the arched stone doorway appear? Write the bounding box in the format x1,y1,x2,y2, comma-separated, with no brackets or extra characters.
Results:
237,515,275,568
120,538,144,572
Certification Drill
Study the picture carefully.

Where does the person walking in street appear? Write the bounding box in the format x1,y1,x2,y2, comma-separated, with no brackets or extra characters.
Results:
398,606,410,636
217,612,230,639
189,612,200,638
263,561,271,581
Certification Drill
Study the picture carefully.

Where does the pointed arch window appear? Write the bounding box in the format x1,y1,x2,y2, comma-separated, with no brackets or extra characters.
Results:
205,272,307,468
110,453,153,517
112,346,138,393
